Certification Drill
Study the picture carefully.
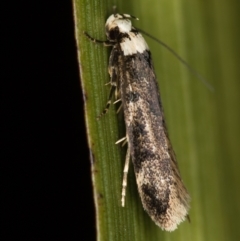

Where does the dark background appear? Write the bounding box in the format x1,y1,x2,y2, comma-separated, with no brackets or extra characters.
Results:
2,2,95,240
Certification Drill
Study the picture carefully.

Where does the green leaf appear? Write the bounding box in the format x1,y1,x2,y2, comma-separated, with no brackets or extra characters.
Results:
73,0,240,240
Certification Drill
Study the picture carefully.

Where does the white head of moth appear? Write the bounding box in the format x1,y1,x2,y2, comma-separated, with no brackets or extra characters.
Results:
105,14,149,56
85,13,190,232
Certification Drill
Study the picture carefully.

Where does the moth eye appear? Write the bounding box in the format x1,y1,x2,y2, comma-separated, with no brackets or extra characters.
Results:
108,27,120,40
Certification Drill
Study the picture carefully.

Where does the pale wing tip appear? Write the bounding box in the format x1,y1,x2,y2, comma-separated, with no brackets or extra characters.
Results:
156,203,190,231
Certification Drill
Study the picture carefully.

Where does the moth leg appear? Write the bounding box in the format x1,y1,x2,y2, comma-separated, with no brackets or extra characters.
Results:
83,31,115,46
113,73,122,113
115,136,130,206
121,141,130,207
115,136,126,145
97,67,119,119
113,99,121,104
105,81,111,86
97,84,116,120
116,103,123,114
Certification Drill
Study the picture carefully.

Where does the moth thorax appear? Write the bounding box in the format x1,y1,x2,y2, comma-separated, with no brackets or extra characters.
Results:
105,14,132,41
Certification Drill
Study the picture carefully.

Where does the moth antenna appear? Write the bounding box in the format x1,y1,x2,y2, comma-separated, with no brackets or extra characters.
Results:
137,28,214,92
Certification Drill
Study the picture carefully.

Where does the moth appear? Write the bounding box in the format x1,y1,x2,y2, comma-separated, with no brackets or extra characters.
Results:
84,13,190,231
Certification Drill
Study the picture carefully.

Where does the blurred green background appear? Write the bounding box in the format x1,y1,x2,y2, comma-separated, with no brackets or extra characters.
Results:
74,0,240,240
